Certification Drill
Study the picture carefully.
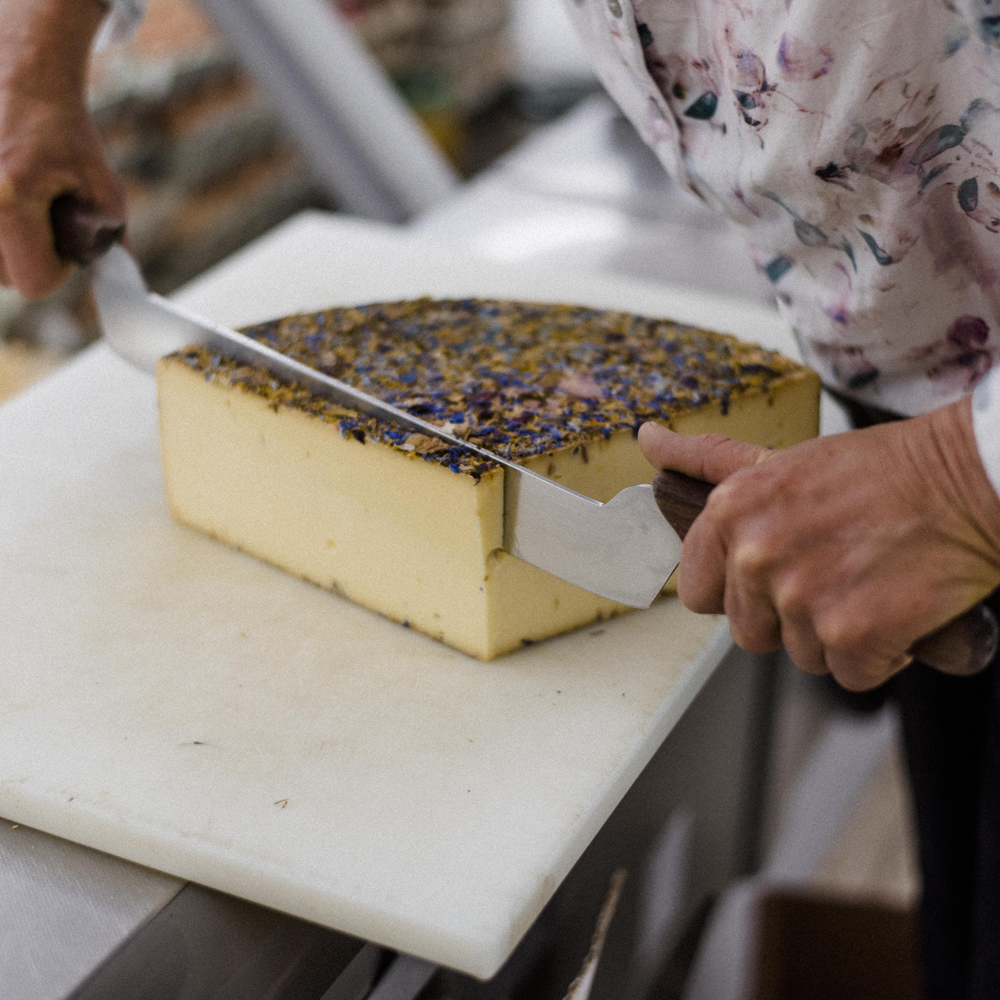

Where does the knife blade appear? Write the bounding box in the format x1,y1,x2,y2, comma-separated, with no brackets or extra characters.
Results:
52,196,996,674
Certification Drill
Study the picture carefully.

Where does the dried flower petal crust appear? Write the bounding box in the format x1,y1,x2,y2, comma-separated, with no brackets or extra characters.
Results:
172,297,801,476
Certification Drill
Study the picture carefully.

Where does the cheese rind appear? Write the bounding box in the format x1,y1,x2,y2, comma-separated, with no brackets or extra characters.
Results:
158,299,821,659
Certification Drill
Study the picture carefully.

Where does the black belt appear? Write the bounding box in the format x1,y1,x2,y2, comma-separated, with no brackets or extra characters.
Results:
824,387,903,428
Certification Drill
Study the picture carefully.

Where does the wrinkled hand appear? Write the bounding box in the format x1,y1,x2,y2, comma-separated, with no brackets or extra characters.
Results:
0,0,125,299
638,397,1000,690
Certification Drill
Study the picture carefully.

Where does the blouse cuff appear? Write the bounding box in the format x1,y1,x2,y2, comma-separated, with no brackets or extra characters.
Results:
972,366,1000,501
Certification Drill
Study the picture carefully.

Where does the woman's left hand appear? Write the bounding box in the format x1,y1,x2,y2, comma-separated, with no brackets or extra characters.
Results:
638,396,1000,690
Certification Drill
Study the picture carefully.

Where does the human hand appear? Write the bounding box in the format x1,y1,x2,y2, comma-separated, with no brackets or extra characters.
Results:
638,397,1000,690
0,0,126,299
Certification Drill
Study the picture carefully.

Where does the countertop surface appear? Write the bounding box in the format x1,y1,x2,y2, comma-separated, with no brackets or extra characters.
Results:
0,212,801,978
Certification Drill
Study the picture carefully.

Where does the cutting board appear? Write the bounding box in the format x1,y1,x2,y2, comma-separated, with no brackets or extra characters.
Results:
0,213,792,977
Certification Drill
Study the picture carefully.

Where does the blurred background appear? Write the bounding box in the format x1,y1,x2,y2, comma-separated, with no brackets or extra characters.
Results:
0,2,925,997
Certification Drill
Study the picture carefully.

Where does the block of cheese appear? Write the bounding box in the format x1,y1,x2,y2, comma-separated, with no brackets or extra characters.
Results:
157,299,820,660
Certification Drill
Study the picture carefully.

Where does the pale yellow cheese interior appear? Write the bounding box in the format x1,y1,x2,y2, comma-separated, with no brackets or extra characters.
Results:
158,358,819,660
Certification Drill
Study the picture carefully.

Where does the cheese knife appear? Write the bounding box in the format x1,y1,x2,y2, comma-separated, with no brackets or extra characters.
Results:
53,196,996,677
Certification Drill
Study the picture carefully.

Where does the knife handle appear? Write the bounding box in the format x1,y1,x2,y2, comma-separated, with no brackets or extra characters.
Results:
653,468,997,678
51,194,126,267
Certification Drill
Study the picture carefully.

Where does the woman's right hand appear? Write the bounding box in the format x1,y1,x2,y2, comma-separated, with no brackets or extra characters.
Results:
0,0,126,299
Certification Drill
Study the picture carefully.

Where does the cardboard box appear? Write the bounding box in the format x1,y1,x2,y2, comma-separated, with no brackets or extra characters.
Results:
752,890,926,1000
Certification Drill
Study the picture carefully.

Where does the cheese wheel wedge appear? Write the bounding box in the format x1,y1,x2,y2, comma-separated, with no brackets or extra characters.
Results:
157,298,820,659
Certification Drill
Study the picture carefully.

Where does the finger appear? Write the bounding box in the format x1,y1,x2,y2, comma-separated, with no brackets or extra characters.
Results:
676,506,728,613
672,448,770,614
638,422,774,483
0,199,70,299
777,606,829,677
818,589,922,691
725,595,783,654
722,543,783,654
768,573,830,675
825,648,913,692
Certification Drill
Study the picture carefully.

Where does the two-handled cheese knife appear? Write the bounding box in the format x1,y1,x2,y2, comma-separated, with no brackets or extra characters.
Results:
52,196,997,677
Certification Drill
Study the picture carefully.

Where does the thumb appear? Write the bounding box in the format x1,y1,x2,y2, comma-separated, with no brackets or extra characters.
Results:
637,422,774,484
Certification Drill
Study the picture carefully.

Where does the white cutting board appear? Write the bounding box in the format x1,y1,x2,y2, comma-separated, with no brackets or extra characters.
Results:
0,213,794,978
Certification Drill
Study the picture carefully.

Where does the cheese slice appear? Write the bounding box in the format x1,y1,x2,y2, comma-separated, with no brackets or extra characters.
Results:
157,299,820,660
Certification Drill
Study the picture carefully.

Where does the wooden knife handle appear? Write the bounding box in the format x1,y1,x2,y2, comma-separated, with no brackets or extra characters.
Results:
50,194,126,267
653,469,714,540
652,468,997,678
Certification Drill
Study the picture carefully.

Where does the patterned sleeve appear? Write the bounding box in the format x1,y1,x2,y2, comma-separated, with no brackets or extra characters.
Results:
96,0,148,47
972,371,1000,501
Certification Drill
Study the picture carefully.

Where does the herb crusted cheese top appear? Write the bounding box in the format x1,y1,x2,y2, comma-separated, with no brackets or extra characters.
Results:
171,297,804,478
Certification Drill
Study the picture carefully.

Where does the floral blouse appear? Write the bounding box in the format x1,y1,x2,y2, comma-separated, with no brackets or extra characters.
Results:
562,0,1000,470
